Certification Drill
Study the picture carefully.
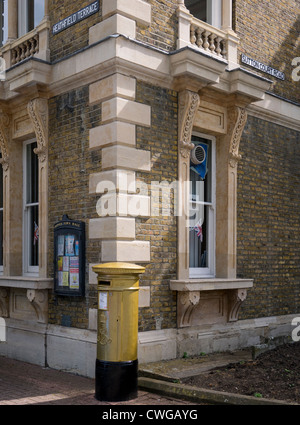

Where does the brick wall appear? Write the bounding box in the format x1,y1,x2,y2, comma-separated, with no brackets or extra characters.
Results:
237,115,300,319
47,79,179,331
234,0,300,104
136,0,178,51
136,81,178,331
48,85,102,328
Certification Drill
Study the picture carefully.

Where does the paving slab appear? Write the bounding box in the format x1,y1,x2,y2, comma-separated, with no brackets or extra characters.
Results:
138,349,253,381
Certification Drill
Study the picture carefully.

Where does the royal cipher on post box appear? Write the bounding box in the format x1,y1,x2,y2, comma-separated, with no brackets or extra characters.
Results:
54,215,85,297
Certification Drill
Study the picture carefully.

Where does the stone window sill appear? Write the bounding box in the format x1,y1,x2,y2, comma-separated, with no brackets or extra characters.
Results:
0,276,53,290
169,278,253,292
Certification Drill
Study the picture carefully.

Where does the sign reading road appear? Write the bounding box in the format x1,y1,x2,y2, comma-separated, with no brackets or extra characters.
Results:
241,54,285,81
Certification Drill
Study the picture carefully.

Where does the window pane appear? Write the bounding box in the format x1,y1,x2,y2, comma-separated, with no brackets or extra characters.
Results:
0,162,3,208
0,0,7,45
25,141,39,270
185,0,207,22
189,137,212,269
34,0,44,27
0,210,3,267
0,165,3,267
29,204,39,267
19,0,44,35
189,204,209,268
26,142,39,204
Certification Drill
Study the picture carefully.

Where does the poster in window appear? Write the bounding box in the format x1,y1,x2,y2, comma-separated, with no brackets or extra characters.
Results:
65,235,75,256
70,271,79,289
62,272,69,286
57,235,65,256
63,256,69,271
57,256,63,271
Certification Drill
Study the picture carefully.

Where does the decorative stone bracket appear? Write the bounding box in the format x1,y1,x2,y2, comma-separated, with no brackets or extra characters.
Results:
0,109,10,172
27,97,48,162
0,288,9,318
170,279,253,328
178,291,200,327
228,288,247,322
26,289,48,324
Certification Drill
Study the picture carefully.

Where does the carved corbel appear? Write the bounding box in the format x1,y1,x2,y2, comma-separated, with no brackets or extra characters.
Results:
178,90,200,158
227,106,247,168
27,97,48,162
0,288,9,318
178,291,200,327
228,288,247,322
0,109,10,171
27,289,48,323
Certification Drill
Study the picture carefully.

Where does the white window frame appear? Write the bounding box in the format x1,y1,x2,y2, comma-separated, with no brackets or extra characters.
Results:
189,132,216,278
23,139,39,276
208,0,222,29
18,0,44,38
18,0,29,37
0,0,7,45
185,0,222,28
0,163,3,274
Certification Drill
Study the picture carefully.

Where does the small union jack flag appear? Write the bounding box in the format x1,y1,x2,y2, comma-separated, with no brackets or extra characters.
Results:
33,222,39,245
194,223,203,242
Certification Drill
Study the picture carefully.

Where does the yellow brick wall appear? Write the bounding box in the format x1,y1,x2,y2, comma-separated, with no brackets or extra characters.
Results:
234,0,300,103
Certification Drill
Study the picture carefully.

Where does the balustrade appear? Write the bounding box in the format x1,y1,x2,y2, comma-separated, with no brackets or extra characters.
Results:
11,35,39,65
190,20,227,59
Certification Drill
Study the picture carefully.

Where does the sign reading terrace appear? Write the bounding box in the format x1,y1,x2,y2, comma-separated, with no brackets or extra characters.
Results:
52,1,99,35
241,54,285,81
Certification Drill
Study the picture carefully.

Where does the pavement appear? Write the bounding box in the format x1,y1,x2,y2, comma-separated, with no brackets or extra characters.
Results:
0,348,293,407
0,354,201,406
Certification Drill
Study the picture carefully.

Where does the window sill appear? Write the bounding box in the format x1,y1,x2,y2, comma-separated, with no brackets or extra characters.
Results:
0,276,53,290
170,278,253,292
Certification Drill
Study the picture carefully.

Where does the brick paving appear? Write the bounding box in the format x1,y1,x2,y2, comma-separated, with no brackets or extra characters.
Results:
0,356,199,406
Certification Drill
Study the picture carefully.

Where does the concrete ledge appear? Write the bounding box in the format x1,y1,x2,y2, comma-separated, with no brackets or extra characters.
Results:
138,377,296,405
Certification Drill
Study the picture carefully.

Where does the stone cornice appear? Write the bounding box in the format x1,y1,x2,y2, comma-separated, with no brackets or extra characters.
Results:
1,34,298,132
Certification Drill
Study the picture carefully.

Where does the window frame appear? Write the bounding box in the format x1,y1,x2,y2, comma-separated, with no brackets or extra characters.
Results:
189,132,216,278
18,0,44,38
0,163,3,273
185,0,222,29
0,0,7,46
23,139,39,276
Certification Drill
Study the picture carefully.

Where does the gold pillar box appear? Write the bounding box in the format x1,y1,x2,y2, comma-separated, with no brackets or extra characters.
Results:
92,262,145,402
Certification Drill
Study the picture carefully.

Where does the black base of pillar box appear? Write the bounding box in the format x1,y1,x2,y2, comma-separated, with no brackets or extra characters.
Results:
95,359,138,402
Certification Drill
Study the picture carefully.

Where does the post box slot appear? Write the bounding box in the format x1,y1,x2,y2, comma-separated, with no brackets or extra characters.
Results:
99,280,111,286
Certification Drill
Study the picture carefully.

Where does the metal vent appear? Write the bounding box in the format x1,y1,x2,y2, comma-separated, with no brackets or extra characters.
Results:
191,145,206,165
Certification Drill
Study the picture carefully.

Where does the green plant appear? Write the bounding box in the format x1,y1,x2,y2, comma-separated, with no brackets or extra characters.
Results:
253,392,263,398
